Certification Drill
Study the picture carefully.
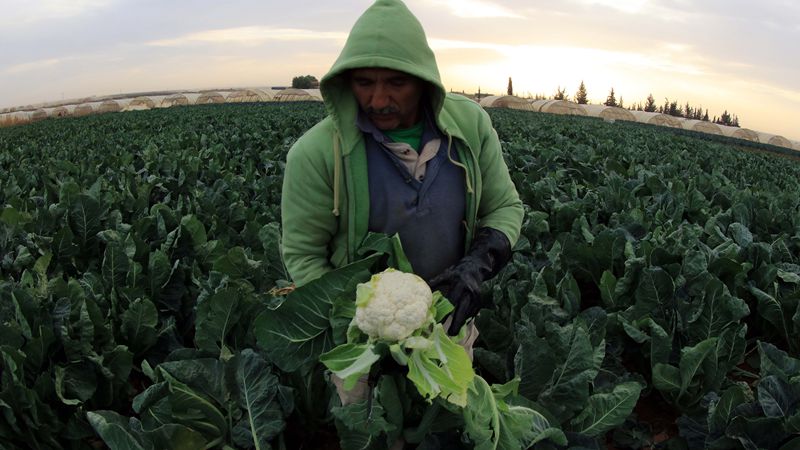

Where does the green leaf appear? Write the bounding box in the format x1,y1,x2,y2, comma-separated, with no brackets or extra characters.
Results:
34,252,52,276
70,194,105,247
87,411,148,450
682,249,709,278
758,341,800,380
570,382,642,437
463,376,566,450
709,383,750,433
195,287,241,357
678,338,718,398
53,226,79,259
332,395,395,436
432,291,454,323
689,279,749,343
133,382,170,414
148,250,171,298
179,215,207,251
145,424,209,450
777,269,800,284
357,232,413,273
516,322,598,422
406,325,475,406
320,343,381,390
599,270,617,309
652,363,681,394
749,284,791,345
103,243,131,291
557,273,581,316
231,350,286,450
757,376,794,418
56,363,97,405
213,247,261,279
121,298,159,355
728,222,753,248
157,369,228,442
785,413,800,434
258,222,288,280
158,359,228,406
631,267,674,320
0,206,32,226
254,256,377,373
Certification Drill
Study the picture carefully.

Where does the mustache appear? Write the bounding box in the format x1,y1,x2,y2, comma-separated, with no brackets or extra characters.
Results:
365,106,400,115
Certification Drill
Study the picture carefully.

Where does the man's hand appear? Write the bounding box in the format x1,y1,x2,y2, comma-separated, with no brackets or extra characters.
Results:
429,228,512,335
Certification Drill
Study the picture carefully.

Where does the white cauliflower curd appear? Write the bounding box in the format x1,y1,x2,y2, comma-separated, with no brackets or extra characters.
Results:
352,268,433,341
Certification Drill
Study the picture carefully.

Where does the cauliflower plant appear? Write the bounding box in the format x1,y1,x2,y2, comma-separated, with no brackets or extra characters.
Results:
352,268,433,341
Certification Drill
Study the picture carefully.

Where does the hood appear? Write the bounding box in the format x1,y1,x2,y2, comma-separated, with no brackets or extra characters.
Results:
320,0,445,151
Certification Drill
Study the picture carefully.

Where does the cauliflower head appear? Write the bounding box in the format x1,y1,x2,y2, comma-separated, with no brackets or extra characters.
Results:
353,268,433,341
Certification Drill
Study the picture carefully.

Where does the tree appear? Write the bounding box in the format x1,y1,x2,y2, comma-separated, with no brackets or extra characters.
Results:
715,110,739,126
292,75,319,89
575,81,588,104
644,94,656,112
604,88,618,107
507,77,513,96
702,109,709,122
668,100,681,117
554,86,567,100
618,96,624,109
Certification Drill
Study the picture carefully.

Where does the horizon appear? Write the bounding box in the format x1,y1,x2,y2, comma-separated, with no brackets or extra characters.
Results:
1,0,798,141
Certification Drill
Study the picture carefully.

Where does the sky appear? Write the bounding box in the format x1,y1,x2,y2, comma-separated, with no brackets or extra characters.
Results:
1,0,798,141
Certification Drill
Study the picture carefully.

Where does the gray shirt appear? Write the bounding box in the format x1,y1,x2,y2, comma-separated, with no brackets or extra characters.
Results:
358,108,466,281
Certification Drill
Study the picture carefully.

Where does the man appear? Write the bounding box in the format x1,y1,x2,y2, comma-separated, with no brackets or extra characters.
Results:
281,0,522,337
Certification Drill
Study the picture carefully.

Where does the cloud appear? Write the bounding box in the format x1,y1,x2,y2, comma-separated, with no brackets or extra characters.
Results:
0,0,119,27
577,0,651,13
431,0,525,19
147,27,348,47
3,57,73,75
429,39,510,52
728,79,800,104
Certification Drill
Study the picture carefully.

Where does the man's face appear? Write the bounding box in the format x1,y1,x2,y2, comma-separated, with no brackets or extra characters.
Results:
349,68,424,130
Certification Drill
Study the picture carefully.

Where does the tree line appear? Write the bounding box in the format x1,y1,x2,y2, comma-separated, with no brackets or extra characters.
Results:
515,79,742,128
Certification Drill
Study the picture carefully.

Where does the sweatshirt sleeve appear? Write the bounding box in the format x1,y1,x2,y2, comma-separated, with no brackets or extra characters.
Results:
280,139,338,286
474,109,524,246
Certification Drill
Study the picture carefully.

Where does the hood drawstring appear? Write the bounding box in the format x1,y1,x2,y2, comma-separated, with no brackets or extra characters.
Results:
332,131,341,217
445,132,474,194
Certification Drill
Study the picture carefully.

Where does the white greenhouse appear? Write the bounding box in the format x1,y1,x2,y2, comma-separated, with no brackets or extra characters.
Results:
629,111,682,128
756,132,793,149
479,95,537,111
226,89,273,103
681,120,723,135
580,104,636,122
124,96,156,111
196,92,225,104
273,89,322,102
161,94,190,108
530,100,587,116
718,125,759,142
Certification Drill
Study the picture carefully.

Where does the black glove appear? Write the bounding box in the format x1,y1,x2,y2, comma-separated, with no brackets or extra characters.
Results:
429,227,512,335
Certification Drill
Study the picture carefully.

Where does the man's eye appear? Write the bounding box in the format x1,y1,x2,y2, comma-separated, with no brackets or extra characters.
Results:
389,79,408,87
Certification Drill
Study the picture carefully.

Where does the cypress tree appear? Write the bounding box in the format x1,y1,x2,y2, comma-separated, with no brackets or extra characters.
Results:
575,81,588,104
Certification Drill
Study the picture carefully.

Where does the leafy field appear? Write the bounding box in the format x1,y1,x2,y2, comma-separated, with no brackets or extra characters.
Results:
1,102,799,449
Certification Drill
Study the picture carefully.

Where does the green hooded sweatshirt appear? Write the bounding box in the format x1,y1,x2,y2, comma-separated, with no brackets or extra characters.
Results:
281,0,523,286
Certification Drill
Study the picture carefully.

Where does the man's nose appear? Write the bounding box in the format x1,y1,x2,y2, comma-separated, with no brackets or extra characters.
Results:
369,84,390,109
